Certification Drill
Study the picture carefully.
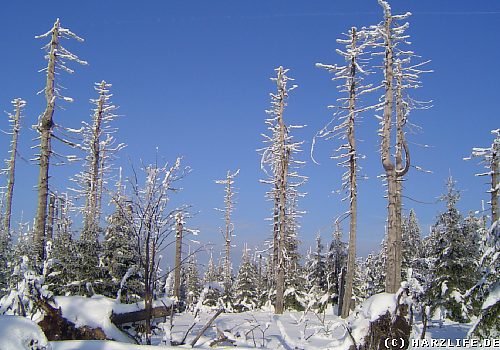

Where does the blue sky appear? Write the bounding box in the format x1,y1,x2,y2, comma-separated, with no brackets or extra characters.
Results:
0,1,499,263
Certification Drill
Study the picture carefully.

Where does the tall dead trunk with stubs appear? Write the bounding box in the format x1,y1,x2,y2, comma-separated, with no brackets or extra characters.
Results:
215,169,239,292
173,212,183,300
34,19,86,262
341,28,358,319
3,99,25,235
274,67,288,315
378,1,410,293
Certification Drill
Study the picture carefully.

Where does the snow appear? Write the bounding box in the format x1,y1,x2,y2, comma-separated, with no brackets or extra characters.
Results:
51,340,172,350
0,315,51,350
55,295,132,343
54,295,173,344
356,292,397,322
482,283,500,310
1,297,489,350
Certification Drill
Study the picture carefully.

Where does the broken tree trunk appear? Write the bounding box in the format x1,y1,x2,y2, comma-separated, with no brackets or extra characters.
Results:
190,308,224,347
110,305,171,325
3,99,24,235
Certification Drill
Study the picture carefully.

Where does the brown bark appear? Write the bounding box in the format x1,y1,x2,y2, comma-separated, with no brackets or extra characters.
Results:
34,19,60,263
173,213,183,300
341,28,358,319
3,99,23,235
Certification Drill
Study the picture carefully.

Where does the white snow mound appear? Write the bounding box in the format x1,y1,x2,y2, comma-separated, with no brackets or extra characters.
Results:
0,315,51,350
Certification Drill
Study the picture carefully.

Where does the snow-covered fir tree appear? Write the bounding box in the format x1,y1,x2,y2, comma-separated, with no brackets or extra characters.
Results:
468,219,499,338
181,250,202,311
352,257,368,305
424,177,479,322
202,253,222,308
401,209,423,281
44,193,80,295
325,223,347,308
304,233,328,310
233,246,259,312
103,178,142,302
364,238,387,298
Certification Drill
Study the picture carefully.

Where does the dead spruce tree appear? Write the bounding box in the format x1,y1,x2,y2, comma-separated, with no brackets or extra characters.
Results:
464,130,500,225
72,81,124,240
260,67,306,314
34,19,87,262
2,99,25,235
215,169,239,294
374,0,430,293
316,27,379,317
173,212,184,301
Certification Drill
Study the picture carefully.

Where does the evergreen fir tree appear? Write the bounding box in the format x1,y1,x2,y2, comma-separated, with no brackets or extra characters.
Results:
202,253,222,308
425,177,479,322
102,203,142,302
325,224,347,306
352,257,368,305
305,234,328,310
181,252,202,311
364,238,387,298
468,220,499,338
283,210,307,311
233,247,259,312
401,209,423,281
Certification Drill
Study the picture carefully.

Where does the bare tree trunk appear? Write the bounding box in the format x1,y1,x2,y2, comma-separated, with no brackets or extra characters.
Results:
492,141,499,224
394,62,409,283
173,213,183,300
380,10,400,294
3,99,23,235
83,81,106,238
271,184,279,282
144,229,152,345
34,19,59,263
46,194,56,241
275,67,288,315
224,176,232,290
338,266,346,316
341,28,358,319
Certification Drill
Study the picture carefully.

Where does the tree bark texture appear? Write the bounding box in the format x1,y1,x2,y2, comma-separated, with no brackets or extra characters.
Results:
341,28,358,319
3,99,23,235
275,67,288,315
173,213,183,300
35,19,59,263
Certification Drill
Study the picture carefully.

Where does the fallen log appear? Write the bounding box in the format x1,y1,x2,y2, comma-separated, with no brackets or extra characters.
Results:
111,305,171,325
37,298,107,341
190,308,224,348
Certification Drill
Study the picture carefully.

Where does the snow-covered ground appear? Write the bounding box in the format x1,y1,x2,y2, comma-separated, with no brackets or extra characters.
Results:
0,294,489,350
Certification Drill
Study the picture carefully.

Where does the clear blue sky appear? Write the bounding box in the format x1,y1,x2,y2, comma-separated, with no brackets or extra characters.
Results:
0,1,499,263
